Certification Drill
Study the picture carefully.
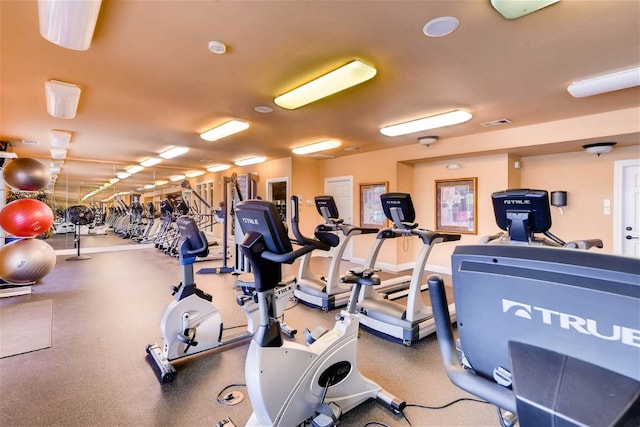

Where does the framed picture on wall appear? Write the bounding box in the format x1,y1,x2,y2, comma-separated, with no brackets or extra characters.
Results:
360,182,388,228
435,177,477,234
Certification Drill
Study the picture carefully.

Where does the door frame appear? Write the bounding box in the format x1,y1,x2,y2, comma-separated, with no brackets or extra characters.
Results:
613,158,640,255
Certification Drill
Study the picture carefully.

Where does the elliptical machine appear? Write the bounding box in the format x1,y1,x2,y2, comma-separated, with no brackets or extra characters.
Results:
357,192,460,346
293,195,378,311
145,215,294,384
236,197,405,427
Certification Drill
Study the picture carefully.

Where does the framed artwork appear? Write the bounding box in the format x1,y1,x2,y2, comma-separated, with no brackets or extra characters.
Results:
360,182,388,228
435,177,477,234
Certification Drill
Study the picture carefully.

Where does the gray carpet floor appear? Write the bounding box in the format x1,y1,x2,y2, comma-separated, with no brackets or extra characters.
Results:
0,233,498,427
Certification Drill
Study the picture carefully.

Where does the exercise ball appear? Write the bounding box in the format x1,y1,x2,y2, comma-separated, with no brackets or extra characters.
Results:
0,239,56,283
2,158,51,191
0,199,54,238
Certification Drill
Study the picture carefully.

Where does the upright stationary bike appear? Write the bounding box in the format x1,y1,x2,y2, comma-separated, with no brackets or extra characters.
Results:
145,215,295,383
236,198,405,426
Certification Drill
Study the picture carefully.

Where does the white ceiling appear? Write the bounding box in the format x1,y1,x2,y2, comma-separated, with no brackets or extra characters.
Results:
1,0,639,202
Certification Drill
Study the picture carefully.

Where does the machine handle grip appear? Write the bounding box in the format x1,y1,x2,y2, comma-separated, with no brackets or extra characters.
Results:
427,274,517,413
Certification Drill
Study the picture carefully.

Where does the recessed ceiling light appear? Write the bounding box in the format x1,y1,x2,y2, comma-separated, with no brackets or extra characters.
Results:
254,106,273,113
200,120,250,142
170,175,186,182
380,110,472,137
423,16,459,37
116,172,131,179
208,40,227,54
185,170,205,178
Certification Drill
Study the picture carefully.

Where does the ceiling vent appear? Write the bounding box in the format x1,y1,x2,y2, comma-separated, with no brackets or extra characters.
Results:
481,118,512,127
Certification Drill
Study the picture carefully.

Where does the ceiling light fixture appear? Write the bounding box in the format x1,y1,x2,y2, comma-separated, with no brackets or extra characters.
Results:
126,165,144,174
490,0,559,20
235,156,266,167
380,110,472,137
155,180,168,186
292,139,342,155
423,16,459,37
144,184,156,190
208,40,227,54
50,147,67,159
567,67,640,98
207,164,231,173
583,142,616,156
185,170,205,178
116,172,131,179
200,120,250,142
109,178,119,184
49,130,72,148
38,0,102,50
159,146,189,159
418,136,439,146
169,175,186,182
45,80,81,119
140,157,162,167
274,59,377,110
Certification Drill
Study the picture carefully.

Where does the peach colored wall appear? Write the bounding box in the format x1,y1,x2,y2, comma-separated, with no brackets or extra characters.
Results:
520,145,640,250
291,157,322,236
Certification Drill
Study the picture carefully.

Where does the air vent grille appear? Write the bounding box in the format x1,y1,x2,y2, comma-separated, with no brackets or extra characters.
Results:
481,118,511,127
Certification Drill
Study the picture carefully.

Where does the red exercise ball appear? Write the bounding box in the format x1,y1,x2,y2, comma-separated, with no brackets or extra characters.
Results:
2,158,51,191
0,199,54,238
0,238,56,283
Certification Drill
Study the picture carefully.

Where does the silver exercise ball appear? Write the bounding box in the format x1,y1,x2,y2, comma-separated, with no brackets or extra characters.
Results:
0,239,57,283
2,158,51,191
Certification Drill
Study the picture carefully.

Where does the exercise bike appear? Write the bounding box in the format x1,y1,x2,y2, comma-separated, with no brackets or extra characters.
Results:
236,197,405,426
146,215,295,384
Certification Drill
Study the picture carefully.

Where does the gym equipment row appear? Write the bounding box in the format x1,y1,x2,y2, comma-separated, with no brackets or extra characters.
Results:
144,188,639,426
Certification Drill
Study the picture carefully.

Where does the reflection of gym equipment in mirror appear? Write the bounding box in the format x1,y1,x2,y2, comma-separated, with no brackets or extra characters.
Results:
66,205,95,261
197,173,258,275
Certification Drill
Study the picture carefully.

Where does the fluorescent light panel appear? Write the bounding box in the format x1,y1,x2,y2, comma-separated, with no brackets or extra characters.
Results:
140,157,162,167
235,156,266,167
169,175,185,182
206,164,231,173
292,139,342,155
159,146,189,159
567,67,640,98
200,120,250,142
116,172,131,179
185,170,205,178
38,0,102,50
380,110,472,137
490,0,559,20
274,60,377,110
50,148,67,159
45,80,81,119
126,165,144,174
155,180,168,186
49,130,71,148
